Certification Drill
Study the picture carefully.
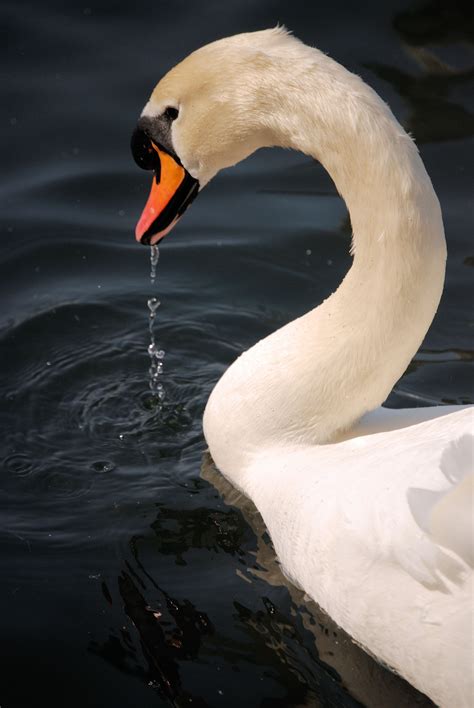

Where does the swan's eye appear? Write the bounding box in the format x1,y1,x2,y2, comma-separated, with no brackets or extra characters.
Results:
164,106,179,121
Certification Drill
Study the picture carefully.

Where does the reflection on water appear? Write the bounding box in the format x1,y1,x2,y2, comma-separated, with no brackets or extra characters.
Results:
91,568,213,706
393,0,474,46
1,0,473,706
367,0,474,143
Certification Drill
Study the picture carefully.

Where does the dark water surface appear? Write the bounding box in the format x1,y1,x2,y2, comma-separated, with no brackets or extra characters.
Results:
1,1,473,706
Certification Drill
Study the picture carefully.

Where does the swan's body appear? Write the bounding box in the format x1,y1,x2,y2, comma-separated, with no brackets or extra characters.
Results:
136,28,473,707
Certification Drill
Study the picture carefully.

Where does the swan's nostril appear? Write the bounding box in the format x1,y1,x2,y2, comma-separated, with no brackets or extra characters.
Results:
130,126,160,172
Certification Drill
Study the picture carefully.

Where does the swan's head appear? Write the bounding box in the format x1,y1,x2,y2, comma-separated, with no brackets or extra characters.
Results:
131,27,298,245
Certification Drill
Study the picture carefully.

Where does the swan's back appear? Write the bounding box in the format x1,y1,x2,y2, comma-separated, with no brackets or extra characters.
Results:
239,407,473,708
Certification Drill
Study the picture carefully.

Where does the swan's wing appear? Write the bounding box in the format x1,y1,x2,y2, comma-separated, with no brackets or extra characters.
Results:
407,434,474,570
345,406,474,584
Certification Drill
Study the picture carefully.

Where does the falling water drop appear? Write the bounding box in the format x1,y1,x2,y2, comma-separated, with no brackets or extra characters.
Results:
147,297,161,319
147,246,165,401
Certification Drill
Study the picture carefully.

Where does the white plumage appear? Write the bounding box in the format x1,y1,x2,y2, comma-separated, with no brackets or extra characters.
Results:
142,28,474,707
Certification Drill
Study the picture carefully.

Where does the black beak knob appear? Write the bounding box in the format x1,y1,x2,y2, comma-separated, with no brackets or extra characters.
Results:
130,126,161,174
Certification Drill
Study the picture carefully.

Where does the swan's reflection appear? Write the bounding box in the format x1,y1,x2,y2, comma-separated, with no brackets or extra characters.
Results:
367,0,474,144
90,561,213,705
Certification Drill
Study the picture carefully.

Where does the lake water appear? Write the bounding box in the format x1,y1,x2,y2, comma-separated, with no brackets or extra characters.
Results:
1,0,473,706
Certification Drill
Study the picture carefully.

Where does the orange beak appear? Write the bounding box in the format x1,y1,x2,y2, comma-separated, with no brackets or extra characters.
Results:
133,140,199,246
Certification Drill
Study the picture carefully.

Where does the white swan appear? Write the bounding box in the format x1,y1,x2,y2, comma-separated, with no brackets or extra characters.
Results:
132,28,474,707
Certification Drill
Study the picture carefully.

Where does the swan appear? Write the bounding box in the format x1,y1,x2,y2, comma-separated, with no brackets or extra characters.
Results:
131,28,474,707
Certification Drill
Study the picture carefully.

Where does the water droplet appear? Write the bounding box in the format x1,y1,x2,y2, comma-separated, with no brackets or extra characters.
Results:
91,460,116,473
147,297,160,313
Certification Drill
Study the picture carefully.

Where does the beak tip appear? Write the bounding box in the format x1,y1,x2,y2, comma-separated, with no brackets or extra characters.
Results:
136,230,151,246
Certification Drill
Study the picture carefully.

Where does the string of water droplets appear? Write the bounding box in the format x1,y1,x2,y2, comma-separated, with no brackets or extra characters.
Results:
150,243,159,285
147,245,165,401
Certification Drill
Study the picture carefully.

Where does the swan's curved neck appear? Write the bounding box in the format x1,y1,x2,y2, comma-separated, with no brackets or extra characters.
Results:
204,49,447,477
